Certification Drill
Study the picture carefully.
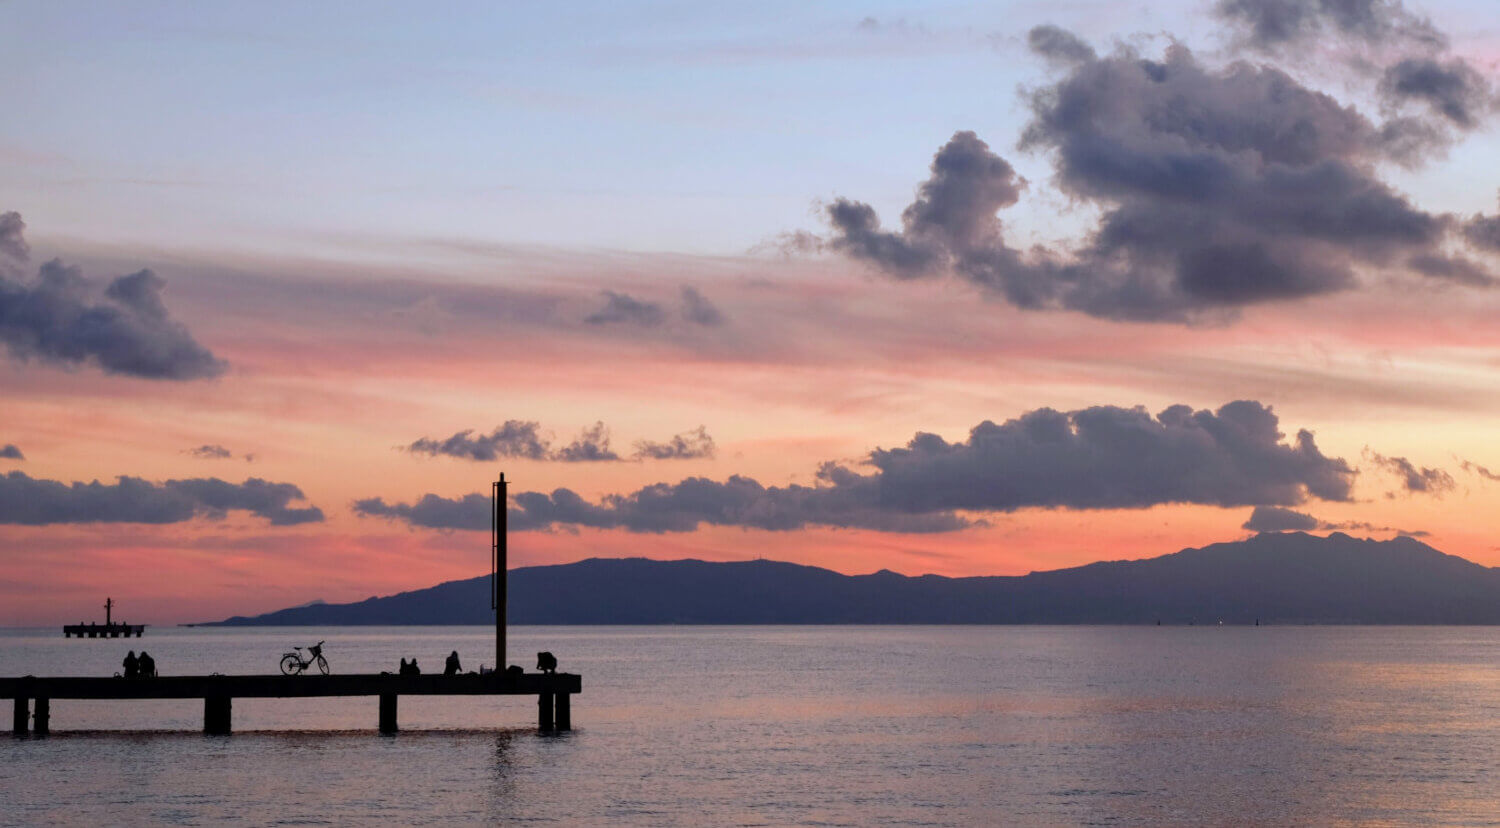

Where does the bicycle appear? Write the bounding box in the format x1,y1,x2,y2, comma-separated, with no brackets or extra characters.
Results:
279,640,329,675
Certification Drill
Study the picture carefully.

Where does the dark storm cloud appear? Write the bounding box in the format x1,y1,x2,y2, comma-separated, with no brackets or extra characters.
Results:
356,468,972,534
827,131,1025,282
1380,58,1493,129
585,291,665,327
633,426,716,460
680,286,727,326
1464,209,1500,251
0,471,323,526
1243,506,1428,535
1027,24,1096,65
186,444,233,460
1366,451,1455,494
864,401,1353,511
819,17,1500,321
0,212,28,263
1213,0,1444,52
554,422,621,462
1243,505,1321,531
354,492,492,530
1405,253,1493,286
406,421,551,462
0,214,225,379
0,444,23,460
359,401,1353,535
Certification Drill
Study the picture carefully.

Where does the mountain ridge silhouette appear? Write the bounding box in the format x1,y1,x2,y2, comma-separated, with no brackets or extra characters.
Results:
201,532,1500,625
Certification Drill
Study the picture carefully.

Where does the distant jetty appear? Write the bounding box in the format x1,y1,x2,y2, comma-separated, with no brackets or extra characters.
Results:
63,598,145,639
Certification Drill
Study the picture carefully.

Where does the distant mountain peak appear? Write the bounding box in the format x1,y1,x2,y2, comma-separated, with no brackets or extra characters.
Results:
202,532,1500,626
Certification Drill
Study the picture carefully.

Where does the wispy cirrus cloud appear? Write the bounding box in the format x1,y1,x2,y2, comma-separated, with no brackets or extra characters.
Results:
1365,450,1455,495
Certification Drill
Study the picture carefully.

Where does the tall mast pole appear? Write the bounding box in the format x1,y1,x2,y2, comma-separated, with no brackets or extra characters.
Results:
104,597,113,625
493,474,507,672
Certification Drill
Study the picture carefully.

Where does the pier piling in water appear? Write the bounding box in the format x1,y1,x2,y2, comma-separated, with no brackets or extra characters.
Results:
33,698,49,735
379,693,398,734
538,690,554,731
204,695,231,735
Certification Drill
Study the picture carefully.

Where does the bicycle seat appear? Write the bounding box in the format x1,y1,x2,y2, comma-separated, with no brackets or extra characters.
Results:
293,646,304,651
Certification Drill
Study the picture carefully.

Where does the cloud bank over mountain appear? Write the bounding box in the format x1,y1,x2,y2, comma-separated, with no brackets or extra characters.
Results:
360,401,1352,534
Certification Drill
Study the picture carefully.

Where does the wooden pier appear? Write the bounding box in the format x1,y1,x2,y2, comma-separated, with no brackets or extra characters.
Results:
10,473,582,737
1,672,580,735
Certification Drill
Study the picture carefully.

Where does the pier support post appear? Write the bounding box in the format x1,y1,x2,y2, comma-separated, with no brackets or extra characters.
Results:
555,692,571,731
379,694,398,734
32,698,48,736
12,697,27,735
538,690,554,732
204,696,232,735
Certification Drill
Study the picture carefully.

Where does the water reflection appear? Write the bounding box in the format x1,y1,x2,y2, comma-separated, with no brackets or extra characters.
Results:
9,626,1500,824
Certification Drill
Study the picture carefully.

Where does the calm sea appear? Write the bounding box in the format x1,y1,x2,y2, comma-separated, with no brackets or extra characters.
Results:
4,625,1500,826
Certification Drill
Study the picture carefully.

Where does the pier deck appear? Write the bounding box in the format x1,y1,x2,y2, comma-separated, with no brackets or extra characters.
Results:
1,672,580,735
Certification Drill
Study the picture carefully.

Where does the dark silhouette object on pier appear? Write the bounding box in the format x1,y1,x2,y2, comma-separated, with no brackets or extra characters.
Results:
137,652,156,678
399,658,420,676
280,640,329,675
444,651,461,676
536,651,557,674
122,651,138,679
505,664,524,682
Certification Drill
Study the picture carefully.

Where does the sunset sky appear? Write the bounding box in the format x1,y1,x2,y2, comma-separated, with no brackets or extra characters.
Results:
6,0,1500,625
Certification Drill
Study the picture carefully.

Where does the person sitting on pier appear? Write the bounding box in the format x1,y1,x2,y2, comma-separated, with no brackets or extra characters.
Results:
536,651,557,674
122,650,139,679
137,651,157,678
444,650,461,676
398,657,420,676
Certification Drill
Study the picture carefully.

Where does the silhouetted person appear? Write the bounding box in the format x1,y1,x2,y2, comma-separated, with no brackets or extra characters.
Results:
137,651,156,678
122,650,139,679
444,650,461,676
505,664,524,682
408,658,419,676
536,651,557,674
399,657,409,675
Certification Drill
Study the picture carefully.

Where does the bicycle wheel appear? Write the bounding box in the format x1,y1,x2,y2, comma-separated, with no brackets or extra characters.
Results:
280,654,301,675
316,655,330,675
